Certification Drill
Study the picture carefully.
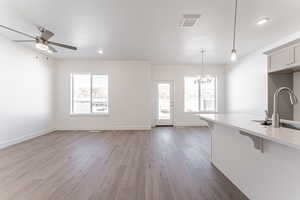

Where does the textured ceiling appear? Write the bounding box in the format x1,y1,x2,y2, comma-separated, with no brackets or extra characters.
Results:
0,0,300,64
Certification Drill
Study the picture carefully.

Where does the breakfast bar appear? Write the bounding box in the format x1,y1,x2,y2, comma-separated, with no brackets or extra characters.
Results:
198,113,300,200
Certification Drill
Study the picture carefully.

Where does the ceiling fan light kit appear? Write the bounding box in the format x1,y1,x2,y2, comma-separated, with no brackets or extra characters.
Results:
35,42,49,51
0,25,77,54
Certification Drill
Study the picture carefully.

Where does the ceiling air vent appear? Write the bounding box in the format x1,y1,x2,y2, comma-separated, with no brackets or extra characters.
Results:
180,14,201,28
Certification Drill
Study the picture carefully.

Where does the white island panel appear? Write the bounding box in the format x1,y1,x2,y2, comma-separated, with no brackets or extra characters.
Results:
199,114,300,200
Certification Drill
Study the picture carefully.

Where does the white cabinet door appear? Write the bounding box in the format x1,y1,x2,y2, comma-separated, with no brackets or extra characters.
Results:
269,48,292,72
293,44,300,66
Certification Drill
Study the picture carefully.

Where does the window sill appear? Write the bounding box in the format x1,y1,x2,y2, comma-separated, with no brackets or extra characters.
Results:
70,113,110,117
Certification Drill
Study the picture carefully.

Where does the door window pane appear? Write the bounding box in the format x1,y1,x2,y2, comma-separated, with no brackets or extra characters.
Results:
72,74,91,114
158,83,170,120
92,75,109,113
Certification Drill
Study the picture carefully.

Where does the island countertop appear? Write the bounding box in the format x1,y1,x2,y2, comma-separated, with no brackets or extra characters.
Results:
197,113,300,151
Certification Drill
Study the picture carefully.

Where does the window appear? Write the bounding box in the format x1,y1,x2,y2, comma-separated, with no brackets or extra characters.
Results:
184,77,199,112
71,74,109,114
184,76,217,112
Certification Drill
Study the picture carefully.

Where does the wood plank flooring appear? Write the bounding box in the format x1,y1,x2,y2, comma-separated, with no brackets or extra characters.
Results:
0,127,248,200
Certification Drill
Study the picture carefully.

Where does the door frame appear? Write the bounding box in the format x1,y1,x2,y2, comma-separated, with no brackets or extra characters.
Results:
154,80,175,126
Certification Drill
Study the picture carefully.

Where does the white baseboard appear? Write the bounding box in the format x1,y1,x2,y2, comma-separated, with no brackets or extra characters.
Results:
174,121,208,127
56,124,152,131
0,128,56,150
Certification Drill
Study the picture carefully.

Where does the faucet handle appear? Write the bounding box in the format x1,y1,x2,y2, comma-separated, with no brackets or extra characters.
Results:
265,110,269,121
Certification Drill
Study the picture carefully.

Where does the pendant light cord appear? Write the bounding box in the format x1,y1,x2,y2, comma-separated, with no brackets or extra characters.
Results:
201,49,205,78
201,50,204,66
232,0,238,50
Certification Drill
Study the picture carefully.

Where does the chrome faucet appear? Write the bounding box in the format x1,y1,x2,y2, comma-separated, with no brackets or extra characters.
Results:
272,87,298,128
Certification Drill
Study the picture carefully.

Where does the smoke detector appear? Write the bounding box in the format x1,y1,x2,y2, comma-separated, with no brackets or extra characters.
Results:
180,14,201,28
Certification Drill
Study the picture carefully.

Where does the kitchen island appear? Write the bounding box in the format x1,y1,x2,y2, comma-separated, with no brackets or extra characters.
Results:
198,113,300,200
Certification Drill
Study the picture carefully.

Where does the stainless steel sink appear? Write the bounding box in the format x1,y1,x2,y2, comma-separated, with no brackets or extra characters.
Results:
281,122,300,131
252,119,270,123
252,120,272,126
252,119,300,131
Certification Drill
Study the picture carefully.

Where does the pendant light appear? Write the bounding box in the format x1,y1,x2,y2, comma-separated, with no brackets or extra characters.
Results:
195,50,206,85
231,0,238,62
199,49,211,84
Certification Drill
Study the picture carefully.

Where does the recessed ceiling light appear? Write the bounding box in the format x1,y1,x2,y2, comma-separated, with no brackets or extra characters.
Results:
98,49,103,54
256,17,270,26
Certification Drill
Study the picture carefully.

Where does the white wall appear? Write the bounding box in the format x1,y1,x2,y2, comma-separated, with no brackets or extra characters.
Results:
225,31,300,116
152,64,225,126
54,59,152,130
0,36,55,149
225,51,268,115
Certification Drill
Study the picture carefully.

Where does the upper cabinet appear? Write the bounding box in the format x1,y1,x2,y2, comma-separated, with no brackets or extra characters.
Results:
269,48,292,72
265,39,300,73
293,44,300,66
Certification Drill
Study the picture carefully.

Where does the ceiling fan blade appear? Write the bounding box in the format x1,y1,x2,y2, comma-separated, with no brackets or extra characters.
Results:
38,26,54,40
13,40,36,43
0,25,36,39
48,41,77,50
48,45,58,53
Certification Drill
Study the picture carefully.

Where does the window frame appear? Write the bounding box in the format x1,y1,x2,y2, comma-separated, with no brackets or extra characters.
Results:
184,75,218,113
70,73,109,116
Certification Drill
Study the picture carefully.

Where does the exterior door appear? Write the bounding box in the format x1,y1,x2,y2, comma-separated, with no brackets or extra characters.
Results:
155,81,174,126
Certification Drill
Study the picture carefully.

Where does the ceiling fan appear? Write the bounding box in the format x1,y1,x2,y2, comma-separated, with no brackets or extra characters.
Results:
0,25,77,53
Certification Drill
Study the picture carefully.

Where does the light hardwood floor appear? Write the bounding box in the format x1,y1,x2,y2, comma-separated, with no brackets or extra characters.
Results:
0,127,248,200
